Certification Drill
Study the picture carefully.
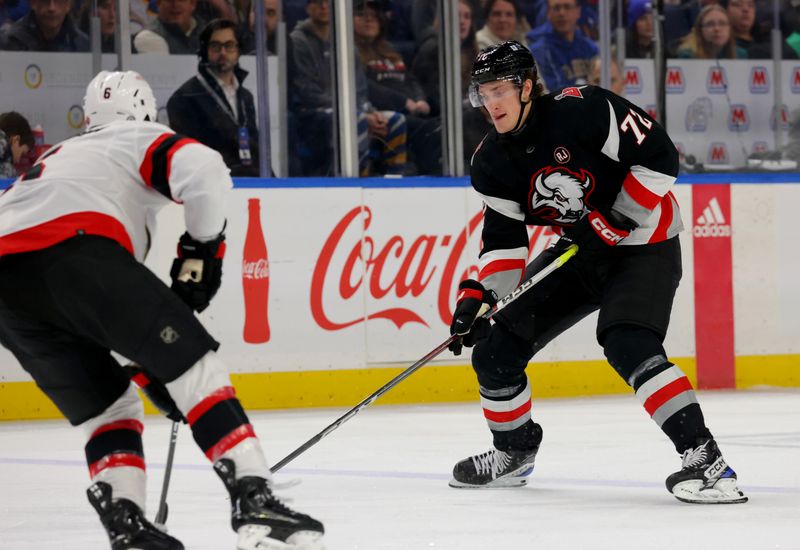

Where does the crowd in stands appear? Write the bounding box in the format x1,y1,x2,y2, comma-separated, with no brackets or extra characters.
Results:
2,0,800,176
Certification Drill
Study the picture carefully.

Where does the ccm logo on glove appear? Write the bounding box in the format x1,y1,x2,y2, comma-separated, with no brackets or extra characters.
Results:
589,211,629,245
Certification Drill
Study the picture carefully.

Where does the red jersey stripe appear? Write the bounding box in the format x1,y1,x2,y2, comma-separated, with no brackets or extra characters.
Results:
187,386,237,426
643,376,694,416
204,424,257,462
88,453,146,477
483,400,532,423
0,211,134,256
649,193,674,244
479,258,526,281
622,171,662,210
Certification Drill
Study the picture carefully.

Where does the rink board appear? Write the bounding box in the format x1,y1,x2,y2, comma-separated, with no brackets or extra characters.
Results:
1,177,798,420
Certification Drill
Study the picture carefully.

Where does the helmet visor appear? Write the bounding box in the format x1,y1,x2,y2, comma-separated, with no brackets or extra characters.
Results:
468,76,523,108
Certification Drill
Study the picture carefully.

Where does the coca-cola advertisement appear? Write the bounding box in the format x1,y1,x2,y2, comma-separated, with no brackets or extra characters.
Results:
242,198,270,344
185,186,695,374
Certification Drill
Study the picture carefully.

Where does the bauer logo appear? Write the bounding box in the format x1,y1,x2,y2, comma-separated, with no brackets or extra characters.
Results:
749,67,769,94
624,67,642,94
792,67,800,93
694,197,731,238
665,66,685,93
707,142,729,165
706,66,727,94
728,105,749,132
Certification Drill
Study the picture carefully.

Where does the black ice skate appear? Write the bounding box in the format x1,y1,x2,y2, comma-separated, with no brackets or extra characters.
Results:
214,458,325,550
665,438,748,504
87,482,184,550
449,446,540,488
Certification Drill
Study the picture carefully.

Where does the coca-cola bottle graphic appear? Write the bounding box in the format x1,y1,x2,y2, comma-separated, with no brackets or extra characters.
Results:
242,198,270,343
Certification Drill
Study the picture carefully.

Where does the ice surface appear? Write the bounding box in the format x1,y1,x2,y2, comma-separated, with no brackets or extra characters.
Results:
1,389,798,549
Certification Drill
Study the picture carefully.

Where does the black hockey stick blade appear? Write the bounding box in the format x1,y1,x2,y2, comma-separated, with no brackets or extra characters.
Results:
269,244,577,473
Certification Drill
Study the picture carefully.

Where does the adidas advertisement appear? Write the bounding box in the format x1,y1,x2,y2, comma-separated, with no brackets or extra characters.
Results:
693,196,732,238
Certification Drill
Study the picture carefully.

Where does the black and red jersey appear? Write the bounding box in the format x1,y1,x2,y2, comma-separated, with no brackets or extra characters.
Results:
470,85,683,299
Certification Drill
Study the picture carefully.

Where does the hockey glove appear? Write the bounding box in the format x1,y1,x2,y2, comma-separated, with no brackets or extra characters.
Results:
123,364,186,423
448,279,497,356
562,210,631,262
170,231,226,313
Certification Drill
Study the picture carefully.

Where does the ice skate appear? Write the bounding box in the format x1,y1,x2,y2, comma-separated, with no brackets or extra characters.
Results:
214,459,325,550
87,482,184,550
666,438,748,504
449,446,539,488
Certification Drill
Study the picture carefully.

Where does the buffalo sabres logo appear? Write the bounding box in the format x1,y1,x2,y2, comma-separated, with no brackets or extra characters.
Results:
528,166,596,224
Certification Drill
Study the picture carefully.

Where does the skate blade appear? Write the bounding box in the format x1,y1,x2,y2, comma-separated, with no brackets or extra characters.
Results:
672,479,749,504
448,465,534,489
449,476,529,488
237,526,325,550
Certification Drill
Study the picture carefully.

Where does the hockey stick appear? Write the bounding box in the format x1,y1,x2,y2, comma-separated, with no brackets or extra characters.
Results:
270,244,578,473
155,420,179,525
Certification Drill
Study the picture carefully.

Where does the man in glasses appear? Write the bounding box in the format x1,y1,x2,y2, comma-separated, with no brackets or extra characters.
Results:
0,0,88,51
447,40,748,505
167,18,260,176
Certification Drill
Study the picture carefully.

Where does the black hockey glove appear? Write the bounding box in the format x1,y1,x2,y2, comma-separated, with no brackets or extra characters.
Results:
123,364,186,423
562,210,632,262
169,231,226,313
448,279,497,356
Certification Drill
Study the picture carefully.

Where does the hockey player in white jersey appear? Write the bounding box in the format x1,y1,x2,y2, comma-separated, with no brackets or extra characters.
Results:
0,71,325,550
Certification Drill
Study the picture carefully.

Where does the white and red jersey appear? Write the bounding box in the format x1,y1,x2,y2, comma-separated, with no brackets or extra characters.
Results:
0,120,231,262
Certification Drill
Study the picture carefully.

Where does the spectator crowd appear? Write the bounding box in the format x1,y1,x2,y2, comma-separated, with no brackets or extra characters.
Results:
2,0,800,176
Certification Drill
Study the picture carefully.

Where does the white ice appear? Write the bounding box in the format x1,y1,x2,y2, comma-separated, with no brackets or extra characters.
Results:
1,389,798,550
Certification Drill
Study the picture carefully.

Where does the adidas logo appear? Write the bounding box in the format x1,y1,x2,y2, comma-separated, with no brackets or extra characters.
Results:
693,197,731,238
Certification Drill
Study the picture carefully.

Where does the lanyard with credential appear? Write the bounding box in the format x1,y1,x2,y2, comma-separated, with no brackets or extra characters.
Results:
197,74,248,127
198,74,252,164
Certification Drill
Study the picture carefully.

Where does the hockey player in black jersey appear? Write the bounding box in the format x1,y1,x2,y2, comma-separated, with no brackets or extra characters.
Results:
0,71,325,549
447,41,747,504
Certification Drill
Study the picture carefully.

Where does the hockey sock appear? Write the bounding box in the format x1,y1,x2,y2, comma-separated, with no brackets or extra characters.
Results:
82,384,147,510
480,378,538,451
166,351,270,480
630,357,713,453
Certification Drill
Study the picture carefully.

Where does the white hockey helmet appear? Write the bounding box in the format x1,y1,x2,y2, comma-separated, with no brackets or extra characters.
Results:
83,70,157,129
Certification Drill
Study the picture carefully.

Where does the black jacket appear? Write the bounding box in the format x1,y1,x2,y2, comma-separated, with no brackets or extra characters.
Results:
167,63,259,176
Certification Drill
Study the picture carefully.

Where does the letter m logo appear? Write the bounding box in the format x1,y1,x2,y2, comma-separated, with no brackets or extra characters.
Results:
708,142,729,164
707,67,727,94
792,67,800,93
728,105,749,131
624,67,642,94
749,67,769,93
665,66,685,93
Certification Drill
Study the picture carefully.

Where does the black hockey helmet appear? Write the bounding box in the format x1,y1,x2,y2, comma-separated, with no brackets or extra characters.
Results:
469,40,537,108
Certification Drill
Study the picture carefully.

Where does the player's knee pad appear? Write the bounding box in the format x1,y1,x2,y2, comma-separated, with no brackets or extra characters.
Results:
601,324,669,387
472,323,534,390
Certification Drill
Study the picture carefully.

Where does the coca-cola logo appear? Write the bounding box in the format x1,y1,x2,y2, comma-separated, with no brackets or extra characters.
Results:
310,206,557,331
242,258,269,279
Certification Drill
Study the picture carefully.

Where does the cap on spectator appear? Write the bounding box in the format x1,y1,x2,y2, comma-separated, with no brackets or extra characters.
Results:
627,0,651,28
